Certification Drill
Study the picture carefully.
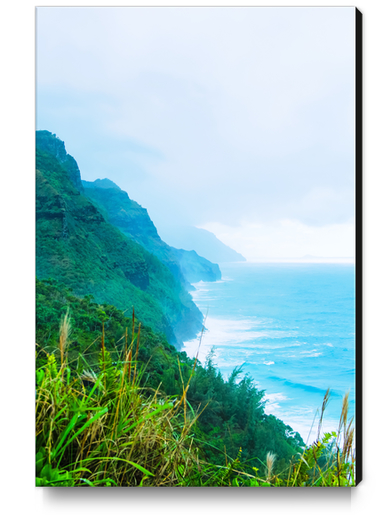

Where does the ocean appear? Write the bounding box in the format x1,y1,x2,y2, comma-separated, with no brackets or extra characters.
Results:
183,262,356,444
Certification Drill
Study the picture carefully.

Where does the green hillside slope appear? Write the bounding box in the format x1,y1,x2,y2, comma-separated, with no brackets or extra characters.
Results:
36,131,203,345
82,179,221,287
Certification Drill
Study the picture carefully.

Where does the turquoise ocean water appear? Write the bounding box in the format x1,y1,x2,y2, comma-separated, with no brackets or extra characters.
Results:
183,262,356,444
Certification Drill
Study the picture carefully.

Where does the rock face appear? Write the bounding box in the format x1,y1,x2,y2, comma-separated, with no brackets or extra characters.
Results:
36,131,84,192
36,130,203,346
171,249,222,284
82,179,222,288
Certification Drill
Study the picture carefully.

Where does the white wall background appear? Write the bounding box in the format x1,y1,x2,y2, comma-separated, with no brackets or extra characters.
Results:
1,0,389,513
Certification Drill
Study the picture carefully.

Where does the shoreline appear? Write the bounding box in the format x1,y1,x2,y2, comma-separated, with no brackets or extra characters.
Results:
182,262,355,445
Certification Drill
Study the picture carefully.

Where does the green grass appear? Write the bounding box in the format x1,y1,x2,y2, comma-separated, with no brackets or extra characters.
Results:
36,328,200,486
36,314,356,487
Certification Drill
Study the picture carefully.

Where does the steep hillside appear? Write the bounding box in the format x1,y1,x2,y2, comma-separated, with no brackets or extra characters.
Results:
36,278,308,485
82,179,221,286
36,131,203,345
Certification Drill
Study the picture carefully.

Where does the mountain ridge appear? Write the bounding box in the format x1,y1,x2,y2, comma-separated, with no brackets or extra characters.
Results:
35,130,203,346
82,179,222,288
157,225,246,264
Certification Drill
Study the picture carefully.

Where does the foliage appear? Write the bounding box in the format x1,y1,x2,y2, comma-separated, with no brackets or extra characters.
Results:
82,179,221,288
36,130,203,344
36,279,302,471
36,352,198,486
35,311,356,487
36,280,355,486
35,131,356,487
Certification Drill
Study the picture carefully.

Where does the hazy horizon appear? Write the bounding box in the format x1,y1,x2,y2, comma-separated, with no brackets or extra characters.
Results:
36,7,356,260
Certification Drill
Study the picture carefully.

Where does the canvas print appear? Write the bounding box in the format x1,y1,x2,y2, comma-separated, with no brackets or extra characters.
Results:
35,7,361,487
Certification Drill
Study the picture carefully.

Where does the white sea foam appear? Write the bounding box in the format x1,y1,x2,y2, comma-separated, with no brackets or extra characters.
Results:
284,414,340,446
183,262,355,443
183,315,310,364
264,392,288,402
263,392,288,411
300,350,323,358
184,316,288,362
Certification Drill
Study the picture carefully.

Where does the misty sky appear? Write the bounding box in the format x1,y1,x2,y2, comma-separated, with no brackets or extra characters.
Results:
36,7,356,260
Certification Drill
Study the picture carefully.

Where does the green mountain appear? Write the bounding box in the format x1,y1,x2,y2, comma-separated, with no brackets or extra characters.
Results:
82,178,221,289
36,130,203,345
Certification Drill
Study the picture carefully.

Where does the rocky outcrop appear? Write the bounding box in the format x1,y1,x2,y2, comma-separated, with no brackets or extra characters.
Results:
36,131,84,192
172,249,221,283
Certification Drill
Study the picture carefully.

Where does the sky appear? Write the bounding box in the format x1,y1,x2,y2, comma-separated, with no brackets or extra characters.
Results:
36,6,356,261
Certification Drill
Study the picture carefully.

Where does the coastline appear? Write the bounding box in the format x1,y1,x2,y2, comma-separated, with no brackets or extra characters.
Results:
183,262,355,444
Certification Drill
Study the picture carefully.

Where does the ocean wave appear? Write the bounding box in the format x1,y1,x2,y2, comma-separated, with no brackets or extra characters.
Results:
183,262,355,440
266,376,340,397
299,350,323,358
183,316,316,362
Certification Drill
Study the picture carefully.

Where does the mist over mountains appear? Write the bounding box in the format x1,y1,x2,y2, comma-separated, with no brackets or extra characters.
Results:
157,225,246,265
82,179,221,289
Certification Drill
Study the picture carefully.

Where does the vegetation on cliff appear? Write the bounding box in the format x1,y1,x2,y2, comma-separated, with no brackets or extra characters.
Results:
36,279,355,486
82,178,221,288
35,130,356,487
35,280,356,486
36,131,202,345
